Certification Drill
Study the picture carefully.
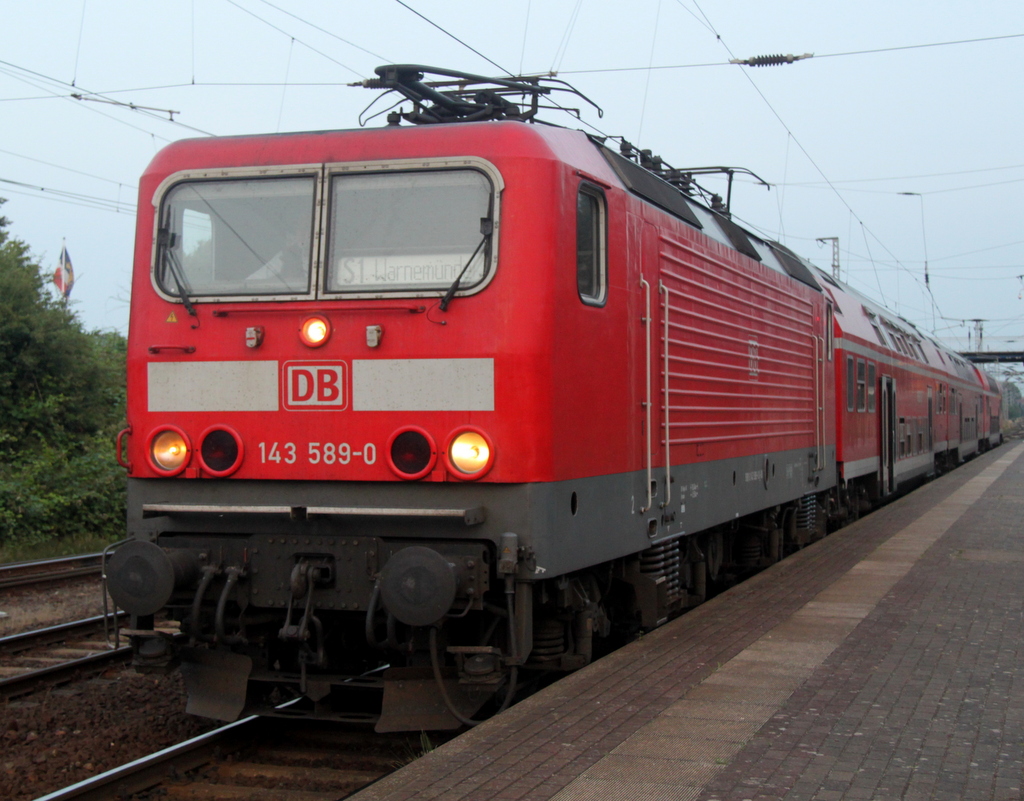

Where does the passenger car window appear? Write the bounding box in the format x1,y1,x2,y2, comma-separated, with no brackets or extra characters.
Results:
856,360,866,412
825,303,834,360
847,357,855,412
576,185,606,306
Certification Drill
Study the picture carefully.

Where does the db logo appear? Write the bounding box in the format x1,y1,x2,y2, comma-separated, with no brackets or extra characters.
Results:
283,361,347,410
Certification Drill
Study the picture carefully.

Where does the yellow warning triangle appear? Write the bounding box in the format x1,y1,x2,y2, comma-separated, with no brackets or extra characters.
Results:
166,311,178,323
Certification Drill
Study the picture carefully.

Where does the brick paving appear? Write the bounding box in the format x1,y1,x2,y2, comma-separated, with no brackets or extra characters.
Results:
701,443,1024,801
350,443,1024,801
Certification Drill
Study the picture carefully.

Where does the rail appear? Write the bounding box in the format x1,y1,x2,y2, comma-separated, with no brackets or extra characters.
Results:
0,553,103,590
0,614,129,699
34,715,411,801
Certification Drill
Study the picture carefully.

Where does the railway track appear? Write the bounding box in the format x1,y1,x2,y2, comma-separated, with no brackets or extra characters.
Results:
0,553,103,591
0,614,131,699
36,715,424,800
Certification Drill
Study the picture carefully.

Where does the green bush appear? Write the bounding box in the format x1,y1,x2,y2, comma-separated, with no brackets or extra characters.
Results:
0,199,127,555
0,436,126,547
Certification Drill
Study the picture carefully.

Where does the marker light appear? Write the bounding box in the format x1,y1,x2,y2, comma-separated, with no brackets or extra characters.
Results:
446,429,494,478
199,426,243,476
387,427,437,480
148,427,190,475
300,315,331,348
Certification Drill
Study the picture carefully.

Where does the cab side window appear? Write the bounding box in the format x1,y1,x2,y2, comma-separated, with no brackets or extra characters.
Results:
576,184,606,306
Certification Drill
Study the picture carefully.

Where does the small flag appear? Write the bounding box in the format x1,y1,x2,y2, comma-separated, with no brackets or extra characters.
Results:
53,245,74,298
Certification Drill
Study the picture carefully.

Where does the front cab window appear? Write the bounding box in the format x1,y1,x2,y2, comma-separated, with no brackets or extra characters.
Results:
156,176,316,299
151,159,503,305
324,169,494,295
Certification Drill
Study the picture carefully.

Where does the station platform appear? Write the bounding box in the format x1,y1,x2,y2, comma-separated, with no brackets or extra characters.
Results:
352,442,1024,801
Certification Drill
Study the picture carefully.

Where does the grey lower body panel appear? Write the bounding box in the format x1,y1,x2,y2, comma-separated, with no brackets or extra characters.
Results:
127,445,835,580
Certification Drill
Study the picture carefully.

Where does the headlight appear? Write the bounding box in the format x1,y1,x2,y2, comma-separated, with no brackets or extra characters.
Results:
387,427,437,480
300,315,331,347
445,429,494,478
148,427,190,475
198,426,243,476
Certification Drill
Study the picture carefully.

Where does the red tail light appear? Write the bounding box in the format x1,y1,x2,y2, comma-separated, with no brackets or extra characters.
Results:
198,426,244,476
387,427,437,480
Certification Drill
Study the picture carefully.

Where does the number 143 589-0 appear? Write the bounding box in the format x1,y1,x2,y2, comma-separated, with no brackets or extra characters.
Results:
257,442,377,465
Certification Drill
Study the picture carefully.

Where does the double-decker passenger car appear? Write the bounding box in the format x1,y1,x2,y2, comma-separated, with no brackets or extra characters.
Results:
825,276,1001,510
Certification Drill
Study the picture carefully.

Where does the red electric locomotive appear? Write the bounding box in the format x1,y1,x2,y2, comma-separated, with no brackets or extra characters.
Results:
107,66,997,732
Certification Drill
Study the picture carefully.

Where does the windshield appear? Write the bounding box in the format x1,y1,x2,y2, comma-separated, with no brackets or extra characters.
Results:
324,170,492,294
157,176,316,297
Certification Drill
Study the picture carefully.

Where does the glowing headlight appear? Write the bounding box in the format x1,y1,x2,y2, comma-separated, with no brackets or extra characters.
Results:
300,315,331,347
447,430,492,477
149,428,190,474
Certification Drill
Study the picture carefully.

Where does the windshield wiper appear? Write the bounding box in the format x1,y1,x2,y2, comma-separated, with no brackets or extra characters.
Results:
439,217,493,312
157,227,199,327
157,227,199,323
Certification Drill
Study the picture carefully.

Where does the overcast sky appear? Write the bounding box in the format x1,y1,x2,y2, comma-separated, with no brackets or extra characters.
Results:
2,1,1022,383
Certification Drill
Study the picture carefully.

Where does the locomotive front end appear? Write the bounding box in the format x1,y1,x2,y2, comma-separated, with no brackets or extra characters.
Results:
114,127,546,730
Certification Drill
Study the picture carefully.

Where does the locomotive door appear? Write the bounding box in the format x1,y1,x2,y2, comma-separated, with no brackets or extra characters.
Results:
880,376,896,495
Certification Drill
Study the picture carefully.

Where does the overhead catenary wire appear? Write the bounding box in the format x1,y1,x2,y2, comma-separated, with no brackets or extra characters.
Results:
636,0,663,144
0,59,199,139
72,0,88,87
551,0,585,74
222,0,366,79
771,177,1024,195
557,31,1024,74
392,0,512,76
859,221,887,308
251,0,390,62
670,0,717,36
275,37,295,132
845,263,1023,273
518,0,532,75
1,82,379,99
191,0,196,83
776,133,792,245
0,177,137,214
930,239,1024,263
69,94,183,122
684,0,943,326
1,5,1016,348
783,162,1024,186
0,146,137,189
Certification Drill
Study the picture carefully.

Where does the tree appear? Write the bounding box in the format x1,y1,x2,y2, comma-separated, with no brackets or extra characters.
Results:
1004,380,1023,420
0,199,127,548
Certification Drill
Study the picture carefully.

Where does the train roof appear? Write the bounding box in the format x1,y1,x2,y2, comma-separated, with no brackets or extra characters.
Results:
806,263,991,387
146,63,991,390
